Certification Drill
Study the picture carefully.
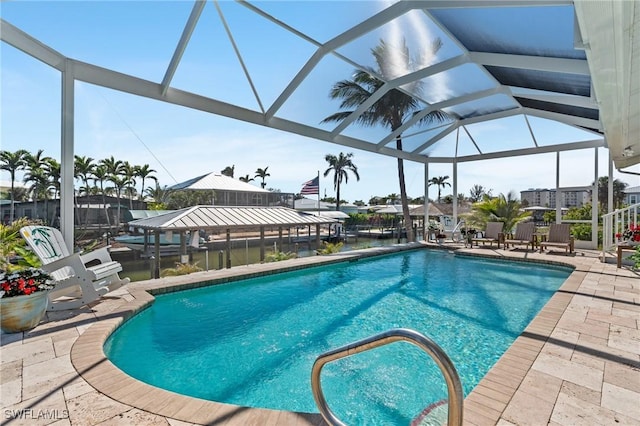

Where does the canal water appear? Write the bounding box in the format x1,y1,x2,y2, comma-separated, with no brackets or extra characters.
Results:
118,236,412,282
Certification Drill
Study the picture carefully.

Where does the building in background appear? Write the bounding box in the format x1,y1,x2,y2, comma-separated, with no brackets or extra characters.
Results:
520,188,591,208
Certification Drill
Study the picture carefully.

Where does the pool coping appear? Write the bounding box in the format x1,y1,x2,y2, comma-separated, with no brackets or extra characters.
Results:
68,243,639,425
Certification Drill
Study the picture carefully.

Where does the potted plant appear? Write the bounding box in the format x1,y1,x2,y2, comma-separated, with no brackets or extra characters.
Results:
616,224,640,245
0,218,54,333
435,232,447,244
0,268,54,332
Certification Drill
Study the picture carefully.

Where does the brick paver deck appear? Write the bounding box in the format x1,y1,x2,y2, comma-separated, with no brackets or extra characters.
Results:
1,243,638,425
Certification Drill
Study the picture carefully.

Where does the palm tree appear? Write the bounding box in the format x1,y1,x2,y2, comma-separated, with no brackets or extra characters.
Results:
429,176,451,203
100,157,125,232
135,164,157,201
255,167,270,189
92,164,111,228
145,183,174,209
221,165,235,177
0,149,28,222
239,174,254,183
466,192,530,233
596,176,627,209
469,184,491,203
121,161,137,210
23,168,49,221
23,149,52,220
44,158,61,225
323,152,359,211
74,155,95,228
322,39,448,241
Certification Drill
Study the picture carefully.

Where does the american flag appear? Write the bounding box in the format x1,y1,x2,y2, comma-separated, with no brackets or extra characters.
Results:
300,176,319,195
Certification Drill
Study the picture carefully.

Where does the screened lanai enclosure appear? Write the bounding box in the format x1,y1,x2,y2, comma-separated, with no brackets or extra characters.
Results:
1,1,638,252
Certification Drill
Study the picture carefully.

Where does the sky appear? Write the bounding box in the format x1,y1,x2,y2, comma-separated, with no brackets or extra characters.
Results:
2,1,639,204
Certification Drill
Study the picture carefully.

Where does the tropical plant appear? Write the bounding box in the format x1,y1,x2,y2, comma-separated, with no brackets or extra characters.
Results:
322,38,449,242
23,150,52,221
0,149,28,222
160,262,203,277
255,167,270,189
239,174,254,183
121,161,138,209
221,165,235,177
596,176,627,209
145,183,174,209
316,241,344,255
465,192,530,234
265,250,297,262
74,155,95,228
135,164,157,201
429,176,451,203
92,164,111,228
468,184,491,203
323,152,360,211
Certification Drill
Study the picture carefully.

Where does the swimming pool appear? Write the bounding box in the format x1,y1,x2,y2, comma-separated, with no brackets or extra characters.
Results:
105,249,572,424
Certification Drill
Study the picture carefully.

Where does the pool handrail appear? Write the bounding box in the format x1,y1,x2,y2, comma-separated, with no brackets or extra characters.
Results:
311,327,464,426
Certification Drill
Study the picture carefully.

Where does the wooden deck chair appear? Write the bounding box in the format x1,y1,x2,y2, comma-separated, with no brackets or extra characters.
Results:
539,223,573,254
503,222,535,251
471,221,504,248
20,225,130,311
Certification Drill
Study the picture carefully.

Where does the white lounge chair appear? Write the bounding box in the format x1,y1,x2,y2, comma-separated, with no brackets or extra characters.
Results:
503,222,535,251
20,225,130,311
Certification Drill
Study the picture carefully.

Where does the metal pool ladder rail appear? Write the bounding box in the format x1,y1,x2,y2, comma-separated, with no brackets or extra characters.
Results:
311,328,463,426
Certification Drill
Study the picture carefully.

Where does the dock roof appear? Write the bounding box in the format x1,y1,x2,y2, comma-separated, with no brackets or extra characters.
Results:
128,205,338,232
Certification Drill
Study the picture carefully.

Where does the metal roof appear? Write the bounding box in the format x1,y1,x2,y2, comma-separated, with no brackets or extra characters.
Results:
169,172,270,192
128,205,338,232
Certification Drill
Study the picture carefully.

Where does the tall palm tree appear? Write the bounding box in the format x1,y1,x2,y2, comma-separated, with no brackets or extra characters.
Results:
23,149,52,220
596,176,627,209
323,152,359,211
135,164,157,201
23,168,50,221
429,175,451,203
100,157,125,232
121,161,137,210
44,158,61,225
92,164,111,228
0,149,28,222
74,155,95,228
254,167,270,189
322,39,448,241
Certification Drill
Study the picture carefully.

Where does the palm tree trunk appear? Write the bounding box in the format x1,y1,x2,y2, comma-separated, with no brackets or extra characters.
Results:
397,157,415,242
336,184,341,211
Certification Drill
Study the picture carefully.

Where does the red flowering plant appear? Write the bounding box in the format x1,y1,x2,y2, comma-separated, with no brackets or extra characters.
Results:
0,267,54,298
1,218,54,299
615,223,640,242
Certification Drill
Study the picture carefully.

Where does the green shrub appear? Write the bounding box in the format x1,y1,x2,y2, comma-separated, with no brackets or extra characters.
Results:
316,241,344,255
161,262,202,277
265,251,297,262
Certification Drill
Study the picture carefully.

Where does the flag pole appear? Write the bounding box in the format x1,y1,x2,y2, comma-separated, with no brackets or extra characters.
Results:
316,170,320,216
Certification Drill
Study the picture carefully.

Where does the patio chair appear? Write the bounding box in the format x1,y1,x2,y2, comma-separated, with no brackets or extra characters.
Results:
20,225,130,311
471,221,504,248
539,223,573,254
503,222,535,251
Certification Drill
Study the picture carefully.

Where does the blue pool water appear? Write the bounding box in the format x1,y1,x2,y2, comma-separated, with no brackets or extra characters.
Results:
105,249,571,424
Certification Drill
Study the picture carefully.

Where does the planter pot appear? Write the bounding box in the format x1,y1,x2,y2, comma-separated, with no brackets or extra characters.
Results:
0,291,49,333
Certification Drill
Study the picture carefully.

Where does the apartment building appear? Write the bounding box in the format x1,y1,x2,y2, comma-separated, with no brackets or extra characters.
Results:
520,188,591,208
